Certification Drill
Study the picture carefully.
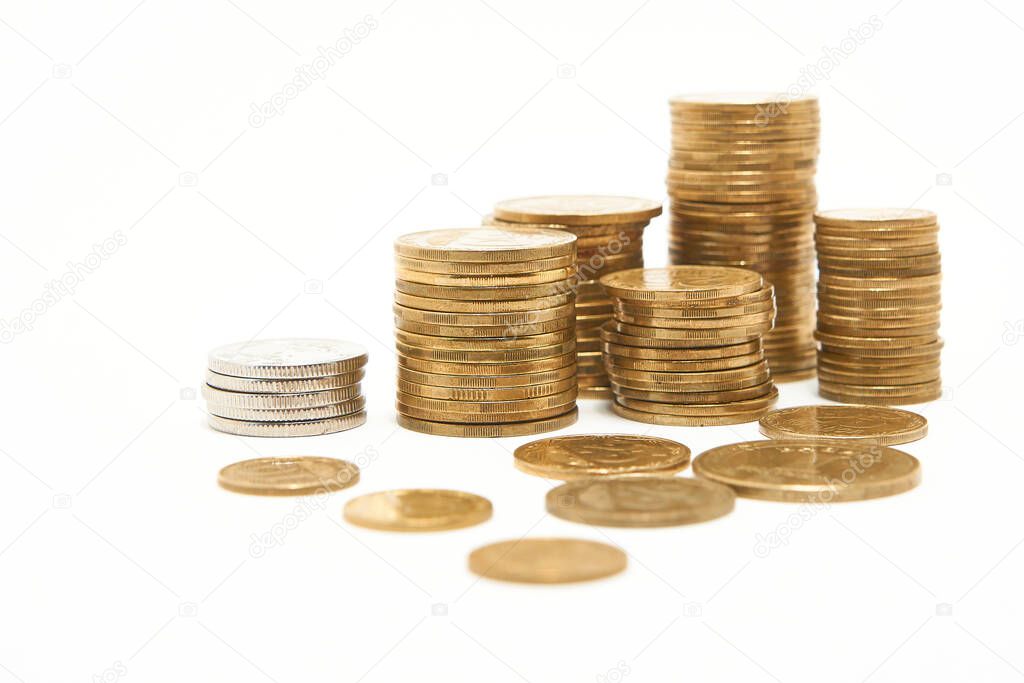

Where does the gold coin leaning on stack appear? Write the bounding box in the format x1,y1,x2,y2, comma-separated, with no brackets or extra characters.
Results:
598,265,779,425
667,93,820,381
393,227,580,437
204,338,368,436
814,208,942,405
486,195,662,400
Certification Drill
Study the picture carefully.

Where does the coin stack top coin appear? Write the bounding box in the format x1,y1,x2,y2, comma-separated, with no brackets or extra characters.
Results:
393,227,580,437
814,208,942,405
204,338,368,437
486,195,662,400
599,265,779,425
667,93,820,381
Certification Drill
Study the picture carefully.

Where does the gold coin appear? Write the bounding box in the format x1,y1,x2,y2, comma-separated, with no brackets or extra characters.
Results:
397,388,577,415
615,298,774,319
394,316,573,338
395,253,574,274
547,476,734,527
397,364,576,388
483,214,650,236
771,367,817,382
818,386,942,406
817,378,943,396
218,456,359,496
343,489,492,531
692,439,921,501
601,266,763,302
758,405,927,445
397,377,576,401
394,227,576,262
395,327,573,350
205,369,364,393
615,310,774,329
612,380,774,404
814,208,937,229
617,386,778,416
468,537,626,584
397,407,578,437
397,400,574,424
605,351,764,372
396,340,575,363
493,195,662,226
393,302,574,326
514,434,690,479
614,321,771,342
397,353,575,375
578,386,613,399
395,278,571,300
207,411,367,437
612,400,768,426
395,265,575,287
394,290,574,313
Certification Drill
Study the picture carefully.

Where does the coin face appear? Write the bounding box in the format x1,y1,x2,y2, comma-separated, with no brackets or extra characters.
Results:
493,195,662,225
343,489,492,531
468,538,627,584
514,434,690,479
692,440,921,502
218,456,360,496
758,405,928,445
394,227,576,260
600,266,763,300
208,338,368,378
547,476,735,527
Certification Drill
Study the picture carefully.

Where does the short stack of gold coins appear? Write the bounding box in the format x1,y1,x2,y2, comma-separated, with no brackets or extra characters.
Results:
814,208,942,404
393,227,580,437
667,93,820,381
599,265,779,425
203,338,368,437
486,195,662,399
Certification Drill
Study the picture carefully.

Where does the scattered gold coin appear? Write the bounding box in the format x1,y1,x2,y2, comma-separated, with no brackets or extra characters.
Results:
468,538,627,584
343,489,492,531
692,440,921,502
217,456,360,496
759,405,927,445
547,476,735,527
514,434,691,479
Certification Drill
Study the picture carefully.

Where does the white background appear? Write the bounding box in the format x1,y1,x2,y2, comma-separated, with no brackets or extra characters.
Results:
1,0,1022,681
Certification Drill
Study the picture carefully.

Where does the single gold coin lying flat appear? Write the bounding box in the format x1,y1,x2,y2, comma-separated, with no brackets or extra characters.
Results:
394,227,576,262
343,489,492,531
468,538,626,584
493,195,662,226
514,434,690,479
758,405,928,445
600,265,763,302
218,456,359,496
692,440,921,502
547,476,735,527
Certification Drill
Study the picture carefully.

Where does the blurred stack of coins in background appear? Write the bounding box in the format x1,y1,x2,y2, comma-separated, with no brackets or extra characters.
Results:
599,266,779,425
204,339,368,436
393,227,580,436
666,93,820,381
814,208,942,404
486,195,662,399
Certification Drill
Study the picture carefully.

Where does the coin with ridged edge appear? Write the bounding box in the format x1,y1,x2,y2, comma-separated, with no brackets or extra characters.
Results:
468,538,626,584
202,384,361,409
396,407,578,437
514,434,691,479
394,227,576,262
208,411,366,437
493,195,662,226
207,396,366,422
601,266,763,302
343,489,492,531
208,338,367,379
547,476,735,527
758,405,927,445
205,369,364,393
218,456,360,496
692,439,921,501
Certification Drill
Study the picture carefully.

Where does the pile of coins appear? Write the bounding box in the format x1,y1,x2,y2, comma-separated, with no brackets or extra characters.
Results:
814,208,942,404
667,93,820,381
204,338,368,437
487,195,662,398
394,227,580,437
599,265,779,425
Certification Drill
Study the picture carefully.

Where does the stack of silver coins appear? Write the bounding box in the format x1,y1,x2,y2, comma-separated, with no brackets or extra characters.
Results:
204,338,368,436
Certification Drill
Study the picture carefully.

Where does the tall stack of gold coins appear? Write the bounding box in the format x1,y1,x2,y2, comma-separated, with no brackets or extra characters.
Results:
667,93,820,381
814,208,942,404
204,338,368,436
486,195,662,399
393,227,580,436
599,266,779,425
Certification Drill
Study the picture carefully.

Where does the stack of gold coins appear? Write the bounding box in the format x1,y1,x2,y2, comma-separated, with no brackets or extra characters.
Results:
486,195,662,399
599,265,779,425
394,227,580,436
204,338,368,436
667,93,820,382
814,208,942,404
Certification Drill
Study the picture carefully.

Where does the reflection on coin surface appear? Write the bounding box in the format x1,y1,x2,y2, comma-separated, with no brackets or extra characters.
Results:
218,456,360,496
600,266,763,301
208,338,368,378
514,434,690,480
692,440,921,502
492,195,662,225
759,405,927,445
547,476,734,527
344,489,491,531
468,538,626,584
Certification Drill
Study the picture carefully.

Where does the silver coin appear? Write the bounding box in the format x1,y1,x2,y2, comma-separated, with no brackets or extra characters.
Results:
207,396,366,422
205,369,365,393
208,338,368,378
201,384,362,409
207,411,367,437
